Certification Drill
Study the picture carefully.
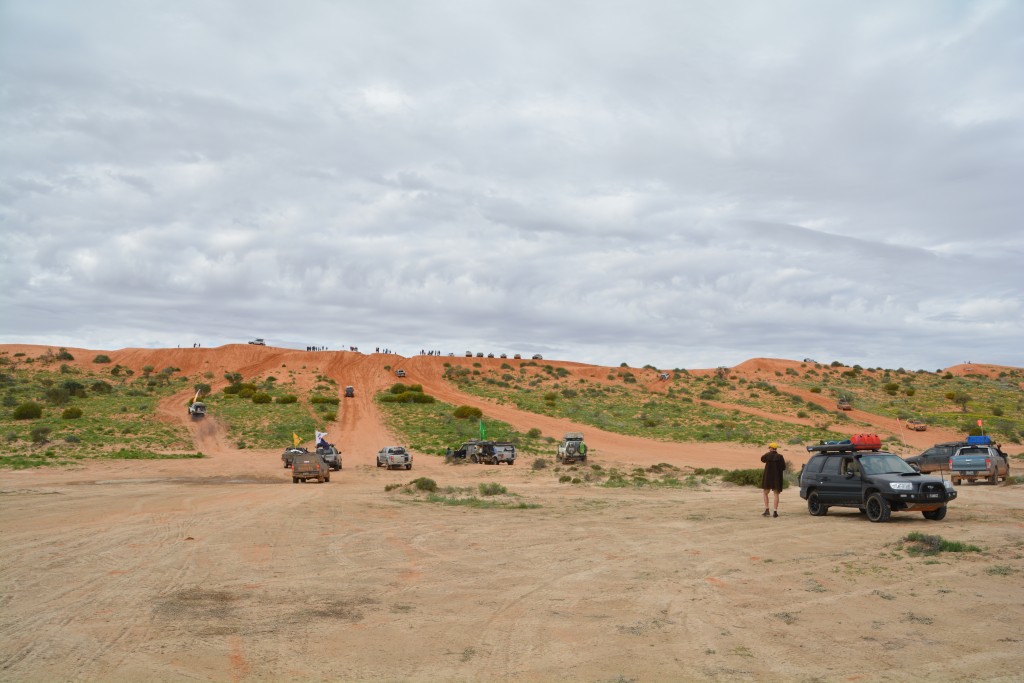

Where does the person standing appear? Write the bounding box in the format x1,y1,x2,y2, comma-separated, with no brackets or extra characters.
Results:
760,442,786,518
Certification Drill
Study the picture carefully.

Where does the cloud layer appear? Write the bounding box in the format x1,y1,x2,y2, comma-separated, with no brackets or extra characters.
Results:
2,1,1022,369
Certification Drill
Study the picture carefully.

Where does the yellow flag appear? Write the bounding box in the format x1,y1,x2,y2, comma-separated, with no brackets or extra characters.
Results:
292,432,301,446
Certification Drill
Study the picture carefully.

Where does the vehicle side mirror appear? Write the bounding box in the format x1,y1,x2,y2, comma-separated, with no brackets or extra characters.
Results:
845,472,855,479
910,463,920,471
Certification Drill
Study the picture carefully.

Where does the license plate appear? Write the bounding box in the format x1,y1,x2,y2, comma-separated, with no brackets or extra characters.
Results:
927,493,939,498
963,471,975,475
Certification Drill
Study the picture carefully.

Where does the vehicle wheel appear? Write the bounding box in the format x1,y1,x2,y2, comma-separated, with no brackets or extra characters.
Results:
376,460,383,468
283,462,289,469
318,476,324,483
865,493,891,523
471,455,479,464
293,477,298,484
990,471,999,485
923,506,947,521
405,464,412,470
806,491,828,516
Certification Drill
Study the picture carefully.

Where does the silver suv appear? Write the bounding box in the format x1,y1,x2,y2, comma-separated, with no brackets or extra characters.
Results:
377,446,412,470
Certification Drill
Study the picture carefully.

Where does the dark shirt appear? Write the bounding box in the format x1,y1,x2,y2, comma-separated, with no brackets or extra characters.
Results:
760,450,786,491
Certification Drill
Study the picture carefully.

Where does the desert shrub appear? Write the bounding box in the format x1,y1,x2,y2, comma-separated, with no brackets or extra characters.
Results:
527,428,542,439
251,392,272,404
13,402,43,420
89,380,113,395
384,483,403,492
276,394,298,404
29,426,51,443
559,475,572,483
310,396,339,405
93,354,111,363
62,407,83,419
721,468,789,488
55,348,74,361
479,482,507,496
412,477,437,492
237,387,256,399
65,434,81,443
532,458,548,470
380,391,435,404
453,405,483,419
809,386,822,393
44,387,71,405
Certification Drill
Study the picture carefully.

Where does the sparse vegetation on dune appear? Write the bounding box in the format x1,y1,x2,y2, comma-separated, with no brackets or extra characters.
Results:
1,346,1022,468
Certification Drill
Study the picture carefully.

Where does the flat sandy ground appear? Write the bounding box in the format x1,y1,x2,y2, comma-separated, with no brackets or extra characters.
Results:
2,347,1022,681
2,445,1023,683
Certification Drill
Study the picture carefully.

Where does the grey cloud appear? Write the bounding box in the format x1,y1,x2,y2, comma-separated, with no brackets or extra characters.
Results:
1,0,1021,370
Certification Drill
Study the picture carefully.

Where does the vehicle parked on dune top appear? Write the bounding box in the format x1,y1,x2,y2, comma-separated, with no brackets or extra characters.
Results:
248,338,265,346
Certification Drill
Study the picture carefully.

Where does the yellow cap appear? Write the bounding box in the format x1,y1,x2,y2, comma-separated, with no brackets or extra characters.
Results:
769,443,778,449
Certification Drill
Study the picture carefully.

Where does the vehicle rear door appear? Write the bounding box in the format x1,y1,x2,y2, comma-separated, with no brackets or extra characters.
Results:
815,456,844,503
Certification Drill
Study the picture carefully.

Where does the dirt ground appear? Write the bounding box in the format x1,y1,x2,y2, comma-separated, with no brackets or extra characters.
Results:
2,347,1023,682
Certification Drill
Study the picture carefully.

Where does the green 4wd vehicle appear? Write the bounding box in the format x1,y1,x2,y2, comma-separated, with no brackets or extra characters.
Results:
799,443,956,523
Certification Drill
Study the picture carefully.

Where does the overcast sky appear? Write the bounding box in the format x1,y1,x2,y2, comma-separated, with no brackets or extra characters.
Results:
2,1,1021,371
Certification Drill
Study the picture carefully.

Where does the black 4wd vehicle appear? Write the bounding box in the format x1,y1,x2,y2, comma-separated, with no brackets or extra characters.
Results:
799,443,957,523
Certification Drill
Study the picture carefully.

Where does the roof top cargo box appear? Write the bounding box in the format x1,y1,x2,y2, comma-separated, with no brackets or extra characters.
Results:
851,433,882,451
966,435,992,445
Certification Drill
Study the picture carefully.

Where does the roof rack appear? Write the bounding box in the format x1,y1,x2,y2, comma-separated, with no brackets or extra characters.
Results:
806,442,859,454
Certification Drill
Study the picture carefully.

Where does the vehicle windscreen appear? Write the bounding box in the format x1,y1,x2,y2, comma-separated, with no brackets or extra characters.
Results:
860,454,917,475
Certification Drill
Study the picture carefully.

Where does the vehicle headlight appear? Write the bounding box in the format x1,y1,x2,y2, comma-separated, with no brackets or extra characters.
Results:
889,482,913,491
944,480,955,490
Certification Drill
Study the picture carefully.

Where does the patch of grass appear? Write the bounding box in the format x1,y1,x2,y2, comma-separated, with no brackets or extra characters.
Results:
479,482,507,496
901,532,982,556
985,565,1015,576
425,493,540,509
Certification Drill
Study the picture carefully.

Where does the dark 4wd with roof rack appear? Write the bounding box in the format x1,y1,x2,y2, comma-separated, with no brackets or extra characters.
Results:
799,442,957,523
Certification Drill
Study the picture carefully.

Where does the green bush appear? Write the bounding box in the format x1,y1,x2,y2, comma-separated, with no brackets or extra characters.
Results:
412,477,437,492
237,387,256,399
527,428,542,439
310,396,339,405
276,394,298,404
532,458,548,470
453,405,483,419
62,407,83,419
380,392,435,404
92,354,111,363
721,468,789,488
479,482,507,496
29,426,51,443
13,402,42,420
90,380,113,394
251,392,272,404
55,348,74,361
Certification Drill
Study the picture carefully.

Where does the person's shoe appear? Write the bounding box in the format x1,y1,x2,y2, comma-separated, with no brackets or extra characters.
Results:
773,510,779,518
762,509,770,517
